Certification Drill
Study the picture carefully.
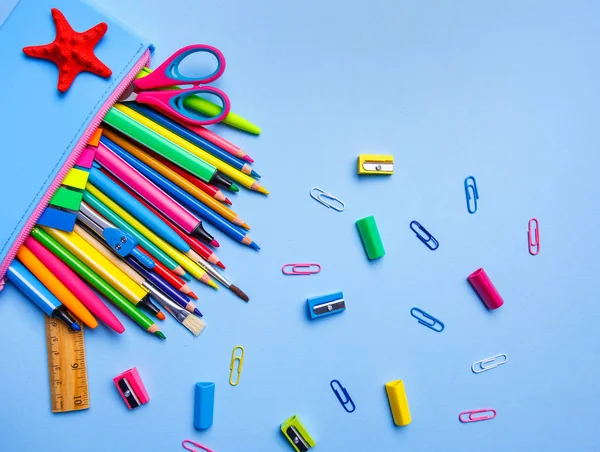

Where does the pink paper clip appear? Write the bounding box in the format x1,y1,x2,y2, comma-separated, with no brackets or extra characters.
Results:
459,408,497,423
182,440,213,452
528,218,540,255
281,263,322,275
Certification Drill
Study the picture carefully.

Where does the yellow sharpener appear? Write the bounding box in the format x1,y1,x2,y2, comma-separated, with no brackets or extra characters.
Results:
385,380,412,426
358,154,394,175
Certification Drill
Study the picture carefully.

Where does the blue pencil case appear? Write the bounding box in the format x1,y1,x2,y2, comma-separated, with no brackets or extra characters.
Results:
0,0,154,285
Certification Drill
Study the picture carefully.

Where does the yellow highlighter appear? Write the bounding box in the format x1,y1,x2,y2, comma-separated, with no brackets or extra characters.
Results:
16,245,98,329
114,104,268,194
39,227,165,319
86,184,216,288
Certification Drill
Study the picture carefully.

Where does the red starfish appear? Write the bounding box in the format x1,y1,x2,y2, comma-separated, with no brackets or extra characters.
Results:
23,8,112,93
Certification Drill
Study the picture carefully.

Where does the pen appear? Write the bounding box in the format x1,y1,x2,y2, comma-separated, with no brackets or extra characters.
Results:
7,260,80,331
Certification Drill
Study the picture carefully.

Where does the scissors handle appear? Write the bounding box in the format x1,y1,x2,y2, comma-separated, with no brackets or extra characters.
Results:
136,44,226,90
135,86,231,126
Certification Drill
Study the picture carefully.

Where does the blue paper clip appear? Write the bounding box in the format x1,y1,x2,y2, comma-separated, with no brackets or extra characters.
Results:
409,221,439,250
464,176,478,214
410,307,445,332
330,379,356,413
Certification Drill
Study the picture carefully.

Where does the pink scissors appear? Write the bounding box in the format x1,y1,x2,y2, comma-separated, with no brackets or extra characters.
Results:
124,44,231,126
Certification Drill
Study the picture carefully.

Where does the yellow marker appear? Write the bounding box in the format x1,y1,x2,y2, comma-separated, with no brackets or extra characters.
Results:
114,104,268,194
16,245,98,329
40,227,149,306
103,129,249,229
86,184,213,284
385,380,412,426
358,154,394,175
62,168,90,190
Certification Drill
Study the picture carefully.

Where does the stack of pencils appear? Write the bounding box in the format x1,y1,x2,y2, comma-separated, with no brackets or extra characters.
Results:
7,99,266,339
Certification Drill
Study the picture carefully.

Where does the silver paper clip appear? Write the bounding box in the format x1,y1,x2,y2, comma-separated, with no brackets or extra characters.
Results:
471,353,508,374
410,307,445,332
330,379,356,413
310,187,345,212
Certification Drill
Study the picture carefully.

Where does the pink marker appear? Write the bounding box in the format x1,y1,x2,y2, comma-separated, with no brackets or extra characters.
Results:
25,236,125,334
95,142,216,246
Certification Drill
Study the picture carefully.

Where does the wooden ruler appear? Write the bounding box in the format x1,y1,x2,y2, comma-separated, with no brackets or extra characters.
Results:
45,316,90,413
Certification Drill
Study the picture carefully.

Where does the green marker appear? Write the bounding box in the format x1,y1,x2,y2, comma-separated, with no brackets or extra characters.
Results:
30,227,165,339
137,67,261,135
103,107,233,190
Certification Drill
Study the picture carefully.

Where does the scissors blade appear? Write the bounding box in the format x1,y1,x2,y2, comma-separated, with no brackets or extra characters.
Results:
118,84,138,102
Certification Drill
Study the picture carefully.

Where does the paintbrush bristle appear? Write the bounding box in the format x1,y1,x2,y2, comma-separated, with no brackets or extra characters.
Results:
230,285,249,302
182,314,206,336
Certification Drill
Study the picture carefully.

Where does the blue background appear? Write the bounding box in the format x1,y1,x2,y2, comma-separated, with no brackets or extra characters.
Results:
1,0,599,451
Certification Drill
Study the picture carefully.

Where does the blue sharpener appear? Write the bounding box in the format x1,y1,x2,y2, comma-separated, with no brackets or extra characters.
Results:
194,382,215,430
307,291,345,319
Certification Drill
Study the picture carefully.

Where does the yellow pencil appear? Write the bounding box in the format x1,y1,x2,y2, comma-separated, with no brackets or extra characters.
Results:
86,184,218,289
114,104,269,194
103,128,250,229
40,227,166,320
16,245,98,329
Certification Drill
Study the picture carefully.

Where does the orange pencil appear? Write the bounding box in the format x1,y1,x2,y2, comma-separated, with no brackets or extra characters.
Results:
16,245,98,329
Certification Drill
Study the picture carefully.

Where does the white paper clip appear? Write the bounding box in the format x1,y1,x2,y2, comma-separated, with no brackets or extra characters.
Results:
310,187,345,212
471,353,508,374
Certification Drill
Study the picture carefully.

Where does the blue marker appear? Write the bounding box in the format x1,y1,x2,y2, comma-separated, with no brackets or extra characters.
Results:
7,261,80,331
102,136,259,250
126,103,261,179
88,165,193,253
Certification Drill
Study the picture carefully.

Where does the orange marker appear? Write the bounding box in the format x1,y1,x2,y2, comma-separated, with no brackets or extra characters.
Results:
16,245,98,328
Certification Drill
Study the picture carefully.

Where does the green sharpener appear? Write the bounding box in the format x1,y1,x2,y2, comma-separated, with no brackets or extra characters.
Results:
356,215,385,260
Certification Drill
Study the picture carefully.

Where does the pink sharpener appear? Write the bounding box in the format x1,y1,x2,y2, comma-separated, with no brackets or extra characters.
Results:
113,367,150,410
467,268,504,310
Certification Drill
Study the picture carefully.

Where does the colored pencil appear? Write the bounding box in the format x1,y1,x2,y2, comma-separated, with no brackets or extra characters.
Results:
29,228,164,338
137,67,261,135
103,107,233,189
40,226,165,320
155,155,231,204
157,108,253,162
86,184,218,288
91,155,216,247
100,137,258,248
102,130,247,228
75,224,201,316
115,178,225,269
7,260,80,331
127,103,260,178
16,245,98,329
115,104,269,194
25,237,125,333
138,248,197,299
81,195,186,277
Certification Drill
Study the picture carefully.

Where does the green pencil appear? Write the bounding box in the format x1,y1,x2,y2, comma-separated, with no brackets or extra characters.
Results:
137,67,261,135
30,227,166,340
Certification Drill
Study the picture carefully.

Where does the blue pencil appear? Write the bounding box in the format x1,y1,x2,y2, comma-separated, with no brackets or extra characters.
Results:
101,136,260,250
126,103,260,179
88,165,199,254
7,260,80,331
126,256,202,317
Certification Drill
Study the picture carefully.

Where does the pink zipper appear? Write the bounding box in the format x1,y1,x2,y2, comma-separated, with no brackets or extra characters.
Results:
0,49,151,288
